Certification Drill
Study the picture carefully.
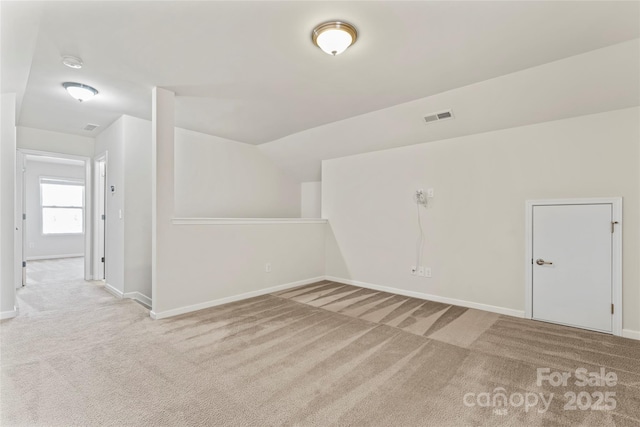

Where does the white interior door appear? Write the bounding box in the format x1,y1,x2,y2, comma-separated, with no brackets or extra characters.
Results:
532,204,612,333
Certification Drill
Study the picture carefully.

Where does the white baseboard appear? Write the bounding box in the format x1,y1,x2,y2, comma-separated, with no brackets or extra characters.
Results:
325,276,526,319
26,253,83,261
104,282,123,298
104,283,151,308
141,274,638,341
124,291,152,308
0,307,18,320
150,276,326,320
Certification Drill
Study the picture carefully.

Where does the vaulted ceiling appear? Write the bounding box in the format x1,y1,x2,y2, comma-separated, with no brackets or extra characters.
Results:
2,1,638,146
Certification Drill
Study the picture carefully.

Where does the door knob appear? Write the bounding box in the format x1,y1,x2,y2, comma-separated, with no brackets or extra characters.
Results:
536,259,553,266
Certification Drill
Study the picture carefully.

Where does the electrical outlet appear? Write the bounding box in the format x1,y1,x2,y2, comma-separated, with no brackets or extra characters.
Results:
426,188,434,198
418,266,425,277
410,266,417,276
265,263,272,273
425,267,432,278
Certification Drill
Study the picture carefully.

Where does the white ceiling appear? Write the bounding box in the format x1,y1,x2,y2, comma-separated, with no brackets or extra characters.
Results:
2,1,639,145
259,39,640,182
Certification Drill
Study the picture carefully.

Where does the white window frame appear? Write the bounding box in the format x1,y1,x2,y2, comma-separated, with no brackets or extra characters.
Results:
40,176,86,236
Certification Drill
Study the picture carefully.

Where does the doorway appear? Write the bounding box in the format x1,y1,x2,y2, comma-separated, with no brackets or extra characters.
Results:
525,198,622,336
93,154,107,280
15,149,93,288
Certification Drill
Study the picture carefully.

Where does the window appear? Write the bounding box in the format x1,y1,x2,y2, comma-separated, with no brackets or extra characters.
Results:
40,178,85,235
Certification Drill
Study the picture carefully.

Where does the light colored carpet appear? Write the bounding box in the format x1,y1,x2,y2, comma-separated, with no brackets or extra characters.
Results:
19,257,108,317
274,281,501,347
26,257,84,286
1,276,639,426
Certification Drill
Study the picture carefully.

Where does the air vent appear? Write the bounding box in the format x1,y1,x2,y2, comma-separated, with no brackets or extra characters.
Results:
423,109,454,124
83,123,99,131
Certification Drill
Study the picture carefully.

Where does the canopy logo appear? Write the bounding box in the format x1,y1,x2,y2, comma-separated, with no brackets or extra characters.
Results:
463,388,552,414
463,367,618,416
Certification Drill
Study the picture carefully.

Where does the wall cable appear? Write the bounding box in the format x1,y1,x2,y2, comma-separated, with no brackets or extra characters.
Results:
415,190,427,268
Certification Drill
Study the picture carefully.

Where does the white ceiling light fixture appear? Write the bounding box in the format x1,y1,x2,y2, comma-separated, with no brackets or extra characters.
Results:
312,21,358,56
62,82,98,102
61,55,83,69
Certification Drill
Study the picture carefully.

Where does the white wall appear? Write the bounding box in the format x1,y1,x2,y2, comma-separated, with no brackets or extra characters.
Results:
123,116,152,300
154,222,326,316
24,159,85,259
95,118,125,293
301,182,321,218
152,89,325,318
323,107,640,334
17,126,95,157
174,128,300,218
1,94,17,317
95,115,152,301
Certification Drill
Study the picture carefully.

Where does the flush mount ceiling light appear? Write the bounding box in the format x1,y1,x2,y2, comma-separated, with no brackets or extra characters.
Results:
61,55,83,69
312,21,358,56
62,82,98,102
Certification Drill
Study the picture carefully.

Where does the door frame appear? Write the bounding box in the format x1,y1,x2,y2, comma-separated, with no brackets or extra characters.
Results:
525,198,622,336
15,151,26,288
15,148,93,282
93,152,107,280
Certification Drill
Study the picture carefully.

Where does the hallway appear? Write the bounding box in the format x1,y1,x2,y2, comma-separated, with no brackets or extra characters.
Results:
18,257,108,316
